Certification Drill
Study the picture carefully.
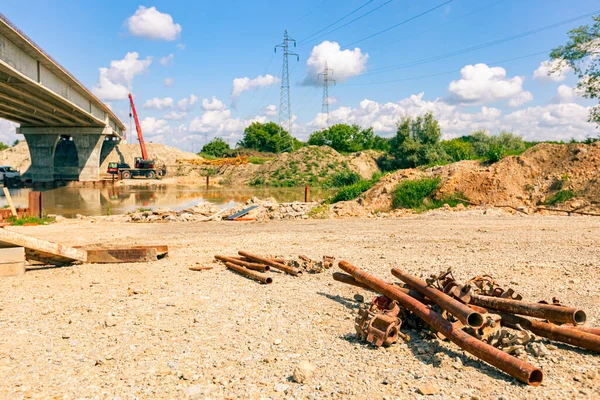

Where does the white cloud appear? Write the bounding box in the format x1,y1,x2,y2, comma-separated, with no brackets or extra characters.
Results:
555,84,575,103
326,96,338,105
92,52,152,101
231,74,279,100
0,119,18,145
178,94,199,111
127,6,182,41
264,104,277,117
177,43,186,51
164,78,175,87
533,59,572,82
140,117,170,134
143,97,174,110
447,63,532,107
201,96,226,111
303,41,368,86
163,111,187,120
160,53,174,66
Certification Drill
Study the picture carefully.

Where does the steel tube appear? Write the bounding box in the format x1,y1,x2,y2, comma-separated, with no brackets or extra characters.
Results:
565,326,600,337
332,272,431,305
239,251,301,276
471,294,586,326
340,261,543,386
225,262,272,284
391,268,484,329
499,313,600,352
215,255,270,272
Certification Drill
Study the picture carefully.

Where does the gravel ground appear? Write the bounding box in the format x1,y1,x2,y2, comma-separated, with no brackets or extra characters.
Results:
0,213,599,399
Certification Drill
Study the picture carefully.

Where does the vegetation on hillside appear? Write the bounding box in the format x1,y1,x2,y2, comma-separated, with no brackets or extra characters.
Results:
329,173,383,203
391,178,468,211
201,138,230,157
308,123,389,153
238,122,302,153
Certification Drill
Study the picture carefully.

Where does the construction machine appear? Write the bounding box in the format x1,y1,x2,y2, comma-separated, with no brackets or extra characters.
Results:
107,93,165,179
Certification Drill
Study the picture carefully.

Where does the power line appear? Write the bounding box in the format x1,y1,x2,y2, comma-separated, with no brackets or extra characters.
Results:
300,0,397,46
297,0,375,45
275,29,299,150
240,52,276,115
344,0,453,48
362,9,600,76
340,49,550,87
319,62,336,127
294,0,330,25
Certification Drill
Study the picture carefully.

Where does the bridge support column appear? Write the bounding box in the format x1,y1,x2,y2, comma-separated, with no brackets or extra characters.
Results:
22,133,59,183
72,134,105,182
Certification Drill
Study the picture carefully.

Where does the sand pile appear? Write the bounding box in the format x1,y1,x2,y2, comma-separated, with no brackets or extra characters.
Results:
361,142,600,211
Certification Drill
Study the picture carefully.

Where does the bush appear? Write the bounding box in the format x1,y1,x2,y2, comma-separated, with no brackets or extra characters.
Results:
441,138,474,162
467,130,528,161
238,122,297,153
201,138,230,157
308,124,388,153
544,190,576,205
392,178,441,209
0,142,8,151
486,143,505,163
389,112,447,169
324,170,362,188
329,172,383,203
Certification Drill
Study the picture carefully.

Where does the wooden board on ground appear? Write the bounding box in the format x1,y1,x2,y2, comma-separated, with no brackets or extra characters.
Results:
80,245,168,263
0,228,87,265
0,247,25,277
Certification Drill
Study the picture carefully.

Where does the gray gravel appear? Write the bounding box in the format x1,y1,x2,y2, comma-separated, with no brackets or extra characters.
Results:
0,213,599,399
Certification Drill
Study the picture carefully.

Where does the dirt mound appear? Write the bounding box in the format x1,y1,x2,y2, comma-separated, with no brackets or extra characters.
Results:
0,141,200,177
219,146,380,186
361,142,600,211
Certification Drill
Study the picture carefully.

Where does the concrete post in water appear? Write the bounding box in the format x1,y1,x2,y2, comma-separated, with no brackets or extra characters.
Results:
28,191,42,218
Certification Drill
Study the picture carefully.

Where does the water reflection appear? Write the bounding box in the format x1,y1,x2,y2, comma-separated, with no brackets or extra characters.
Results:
0,185,332,217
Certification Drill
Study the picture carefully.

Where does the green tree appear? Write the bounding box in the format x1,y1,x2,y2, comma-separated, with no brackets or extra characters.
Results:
0,142,8,151
467,130,527,159
238,122,296,153
200,137,231,157
441,138,474,162
389,112,446,168
308,123,388,152
550,15,600,125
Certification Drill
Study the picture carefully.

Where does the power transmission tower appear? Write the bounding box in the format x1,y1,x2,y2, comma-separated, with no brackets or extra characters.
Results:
319,62,335,128
275,29,299,151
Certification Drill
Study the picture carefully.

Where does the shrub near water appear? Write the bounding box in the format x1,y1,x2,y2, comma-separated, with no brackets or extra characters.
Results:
329,173,383,203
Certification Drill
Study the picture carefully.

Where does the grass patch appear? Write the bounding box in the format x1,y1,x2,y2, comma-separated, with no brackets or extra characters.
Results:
7,215,55,226
308,204,330,219
544,190,576,205
329,172,383,203
391,178,468,211
248,156,274,165
324,170,362,188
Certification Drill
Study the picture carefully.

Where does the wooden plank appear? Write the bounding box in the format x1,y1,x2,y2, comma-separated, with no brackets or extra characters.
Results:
0,262,25,277
2,187,17,217
85,248,158,264
0,247,24,262
0,228,87,265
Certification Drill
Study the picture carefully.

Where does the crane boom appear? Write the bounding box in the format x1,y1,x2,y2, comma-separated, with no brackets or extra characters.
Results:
128,93,149,160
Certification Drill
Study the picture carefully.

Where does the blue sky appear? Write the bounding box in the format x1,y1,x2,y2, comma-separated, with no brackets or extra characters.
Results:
1,0,599,151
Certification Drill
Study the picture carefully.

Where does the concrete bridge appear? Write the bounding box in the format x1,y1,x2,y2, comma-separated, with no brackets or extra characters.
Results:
0,13,126,182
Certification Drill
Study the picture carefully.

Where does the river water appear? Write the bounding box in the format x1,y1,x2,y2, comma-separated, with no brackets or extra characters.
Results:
0,185,332,218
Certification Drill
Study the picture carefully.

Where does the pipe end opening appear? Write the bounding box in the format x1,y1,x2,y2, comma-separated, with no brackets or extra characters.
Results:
264,266,271,271
529,369,544,386
468,313,485,328
266,277,273,284
574,310,587,325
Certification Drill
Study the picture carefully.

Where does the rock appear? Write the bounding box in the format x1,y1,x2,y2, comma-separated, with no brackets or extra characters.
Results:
528,342,550,357
292,361,316,383
104,317,118,327
273,339,282,345
417,384,438,395
179,369,194,380
274,383,289,393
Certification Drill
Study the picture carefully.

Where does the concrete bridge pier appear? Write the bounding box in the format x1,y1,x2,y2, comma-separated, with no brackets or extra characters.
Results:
18,127,110,183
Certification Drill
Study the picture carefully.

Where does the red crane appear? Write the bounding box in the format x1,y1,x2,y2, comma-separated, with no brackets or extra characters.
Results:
129,93,149,161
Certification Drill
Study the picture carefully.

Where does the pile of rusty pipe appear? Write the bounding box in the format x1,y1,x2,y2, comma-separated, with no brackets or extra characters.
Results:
215,255,270,272
498,313,600,352
332,272,431,305
224,262,272,284
339,261,543,386
239,251,301,276
470,294,586,326
391,268,485,329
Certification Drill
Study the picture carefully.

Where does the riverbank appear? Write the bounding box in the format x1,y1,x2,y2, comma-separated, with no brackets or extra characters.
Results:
1,215,599,399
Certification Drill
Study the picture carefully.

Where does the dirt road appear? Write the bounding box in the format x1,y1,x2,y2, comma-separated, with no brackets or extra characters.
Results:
1,214,599,399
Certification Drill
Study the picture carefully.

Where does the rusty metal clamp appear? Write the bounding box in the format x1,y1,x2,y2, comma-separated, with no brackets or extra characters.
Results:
355,296,404,347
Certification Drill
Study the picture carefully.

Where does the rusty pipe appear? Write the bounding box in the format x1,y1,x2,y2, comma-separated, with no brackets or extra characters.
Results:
239,251,301,276
391,268,484,329
340,261,543,386
470,294,586,326
224,262,273,284
215,255,270,272
498,313,600,352
332,272,432,305
564,325,600,337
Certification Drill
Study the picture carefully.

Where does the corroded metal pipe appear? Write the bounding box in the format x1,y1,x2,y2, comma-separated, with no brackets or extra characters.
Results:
391,268,485,329
332,272,431,305
470,294,586,326
565,325,600,337
339,261,543,386
499,313,600,352
215,255,270,272
239,251,301,276
225,262,272,284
